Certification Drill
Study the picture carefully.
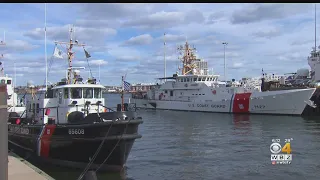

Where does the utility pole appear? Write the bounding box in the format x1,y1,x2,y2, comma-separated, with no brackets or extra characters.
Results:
222,42,228,82
0,84,8,180
0,30,7,180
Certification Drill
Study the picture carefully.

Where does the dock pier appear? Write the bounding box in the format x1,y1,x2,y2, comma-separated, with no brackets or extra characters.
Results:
0,84,54,180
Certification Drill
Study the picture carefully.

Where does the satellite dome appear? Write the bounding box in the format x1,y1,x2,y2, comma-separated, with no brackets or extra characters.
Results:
27,80,34,88
296,68,309,77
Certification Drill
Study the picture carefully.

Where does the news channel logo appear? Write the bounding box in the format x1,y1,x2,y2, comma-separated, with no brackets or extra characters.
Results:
270,138,293,165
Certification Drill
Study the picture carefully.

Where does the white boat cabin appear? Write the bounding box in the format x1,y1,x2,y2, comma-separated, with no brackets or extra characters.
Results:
0,75,15,106
25,83,106,124
0,75,25,117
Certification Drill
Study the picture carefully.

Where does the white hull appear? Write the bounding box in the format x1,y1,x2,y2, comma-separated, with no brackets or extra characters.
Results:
132,88,316,115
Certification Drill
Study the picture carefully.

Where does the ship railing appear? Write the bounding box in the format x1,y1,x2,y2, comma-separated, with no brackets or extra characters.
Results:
17,103,138,125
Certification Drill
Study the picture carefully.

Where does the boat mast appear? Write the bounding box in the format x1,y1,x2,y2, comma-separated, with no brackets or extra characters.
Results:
177,41,197,75
55,26,86,84
164,33,166,81
315,3,317,52
98,63,101,84
45,3,48,91
0,32,5,76
222,42,228,82
121,76,124,111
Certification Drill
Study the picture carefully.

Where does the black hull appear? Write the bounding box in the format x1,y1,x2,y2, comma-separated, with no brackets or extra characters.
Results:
302,88,320,116
8,112,143,172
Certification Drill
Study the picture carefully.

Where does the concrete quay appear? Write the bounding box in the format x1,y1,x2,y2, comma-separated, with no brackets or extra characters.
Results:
8,152,54,180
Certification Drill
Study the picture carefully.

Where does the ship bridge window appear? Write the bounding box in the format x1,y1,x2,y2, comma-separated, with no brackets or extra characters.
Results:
84,88,93,98
64,88,69,99
0,79,5,84
94,88,102,98
187,78,190,82
6,80,11,84
198,78,201,81
71,88,82,99
202,77,206,81
53,89,58,98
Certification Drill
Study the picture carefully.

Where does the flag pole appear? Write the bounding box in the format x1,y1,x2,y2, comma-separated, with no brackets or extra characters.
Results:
121,76,124,111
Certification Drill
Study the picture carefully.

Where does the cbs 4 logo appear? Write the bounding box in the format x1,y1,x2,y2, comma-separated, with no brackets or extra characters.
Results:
270,142,291,154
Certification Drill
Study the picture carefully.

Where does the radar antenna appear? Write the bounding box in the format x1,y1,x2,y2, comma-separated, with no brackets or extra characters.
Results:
177,41,197,75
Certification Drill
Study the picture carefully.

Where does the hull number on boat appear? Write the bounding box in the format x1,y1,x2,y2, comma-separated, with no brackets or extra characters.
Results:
68,129,84,135
254,105,266,109
9,126,29,135
188,103,226,108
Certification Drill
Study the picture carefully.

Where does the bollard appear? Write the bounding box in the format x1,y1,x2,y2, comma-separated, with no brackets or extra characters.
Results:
83,170,98,180
0,84,8,180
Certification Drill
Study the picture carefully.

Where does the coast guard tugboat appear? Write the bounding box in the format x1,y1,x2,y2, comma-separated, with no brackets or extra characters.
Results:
8,28,143,172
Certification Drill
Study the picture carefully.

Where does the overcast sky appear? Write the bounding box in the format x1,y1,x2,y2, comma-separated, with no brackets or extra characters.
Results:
0,3,318,86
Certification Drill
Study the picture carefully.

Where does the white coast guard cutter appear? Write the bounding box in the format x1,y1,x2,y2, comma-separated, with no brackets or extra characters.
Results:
132,41,318,116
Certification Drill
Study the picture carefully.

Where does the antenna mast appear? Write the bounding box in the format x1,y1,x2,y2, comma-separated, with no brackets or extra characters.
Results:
164,33,166,81
45,3,48,91
0,31,5,76
55,25,86,84
177,41,197,75
315,3,317,51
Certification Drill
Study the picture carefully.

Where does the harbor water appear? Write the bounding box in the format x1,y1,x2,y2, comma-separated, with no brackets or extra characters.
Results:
20,93,320,180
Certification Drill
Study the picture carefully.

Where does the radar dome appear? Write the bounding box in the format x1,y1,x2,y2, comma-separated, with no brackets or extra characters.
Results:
27,80,34,88
296,68,309,77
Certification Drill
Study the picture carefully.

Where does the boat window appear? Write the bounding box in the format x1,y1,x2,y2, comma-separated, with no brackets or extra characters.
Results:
198,78,201,81
36,103,39,113
64,88,69,99
0,79,5,84
71,88,82,99
53,89,58,98
170,91,173,96
194,78,197,81
83,88,93,98
7,80,11,84
29,103,32,112
202,77,206,81
94,88,102,98
165,90,168,93
187,78,190,82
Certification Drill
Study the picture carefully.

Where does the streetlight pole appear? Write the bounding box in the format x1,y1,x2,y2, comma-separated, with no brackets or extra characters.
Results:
222,42,228,82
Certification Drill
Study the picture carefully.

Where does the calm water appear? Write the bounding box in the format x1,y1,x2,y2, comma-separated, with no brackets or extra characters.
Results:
24,94,320,180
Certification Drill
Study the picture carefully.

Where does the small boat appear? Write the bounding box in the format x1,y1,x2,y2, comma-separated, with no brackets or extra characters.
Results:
8,27,143,172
